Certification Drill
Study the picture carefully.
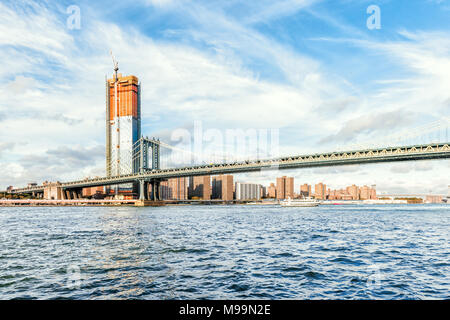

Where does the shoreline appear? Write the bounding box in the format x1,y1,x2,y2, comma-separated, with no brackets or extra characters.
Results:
0,199,447,207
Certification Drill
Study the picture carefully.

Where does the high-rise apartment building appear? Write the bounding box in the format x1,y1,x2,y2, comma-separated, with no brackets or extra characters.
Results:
276,177,285,199
212,175,234,201
286,177,294,198
314,183,327,200
235,183,261,201
261,186,266,198
347,184,359,200
370,185,377,200
168,177,188,200
276,176,294,199
160,180,170,200
106,73,141,178
189,176,211,200
267,183,276,198
359,185,371,200
300,184,311,197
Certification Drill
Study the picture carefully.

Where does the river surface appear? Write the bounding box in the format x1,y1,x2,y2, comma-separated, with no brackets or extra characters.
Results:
0,204,448,299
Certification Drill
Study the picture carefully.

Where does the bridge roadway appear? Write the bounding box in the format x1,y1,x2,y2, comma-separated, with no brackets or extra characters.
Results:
8,142,450,194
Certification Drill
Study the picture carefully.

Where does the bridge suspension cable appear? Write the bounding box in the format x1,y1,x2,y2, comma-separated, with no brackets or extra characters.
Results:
338,117,450,152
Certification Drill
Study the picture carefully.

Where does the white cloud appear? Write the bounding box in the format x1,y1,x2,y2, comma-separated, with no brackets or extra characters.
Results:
320,110,416,144
145,0,174,7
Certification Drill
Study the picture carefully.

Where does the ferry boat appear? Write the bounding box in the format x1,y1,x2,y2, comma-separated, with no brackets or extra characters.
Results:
279,197,320,207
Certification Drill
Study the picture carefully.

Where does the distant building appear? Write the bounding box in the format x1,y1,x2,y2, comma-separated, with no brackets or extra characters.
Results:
160,181,170,200
168,177,188,200
300,184,311,197
347,184,359,200
261,186,266,199
276,176,294,200
267,183,276,198
315,184,377,200
82,186,105,198
276,177,285,199
314,183,327,200
425,195,443,204
370,185,377,200
212,175,233,201
189,176,211,200
235,183,261,201
286,177,294,199
359,185,371,200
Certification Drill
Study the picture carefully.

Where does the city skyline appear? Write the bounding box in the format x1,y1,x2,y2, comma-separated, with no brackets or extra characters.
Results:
0,1,449,193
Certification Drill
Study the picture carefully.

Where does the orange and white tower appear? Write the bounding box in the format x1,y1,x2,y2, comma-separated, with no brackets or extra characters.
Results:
106,55,141,187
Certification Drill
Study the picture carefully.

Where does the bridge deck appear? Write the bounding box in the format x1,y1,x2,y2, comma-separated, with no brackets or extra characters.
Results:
9,142,450,193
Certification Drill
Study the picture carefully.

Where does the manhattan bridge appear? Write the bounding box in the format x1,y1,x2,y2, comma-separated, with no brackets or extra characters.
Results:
7,63,450,203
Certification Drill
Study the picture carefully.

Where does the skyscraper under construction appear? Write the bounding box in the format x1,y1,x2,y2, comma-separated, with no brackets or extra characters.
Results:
106,70,141,182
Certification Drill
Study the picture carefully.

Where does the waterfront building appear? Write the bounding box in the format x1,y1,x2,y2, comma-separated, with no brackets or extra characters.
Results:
286,177,294,198
276,177,285,199
314,183,327,200
212,175,233,201
322,184,377,201
235,182,261,201
328,189,338,200
276,176,294,199
347,184,360,200
267,183,276,198
359,185,371,200
106,72,141,196
425,195,443,204
168,177,188,200
300,184,311,197
160,181,170,200
189,176,211,200
370,185,377,200
82,186,105,198
106,73,141,177
261,186,267,199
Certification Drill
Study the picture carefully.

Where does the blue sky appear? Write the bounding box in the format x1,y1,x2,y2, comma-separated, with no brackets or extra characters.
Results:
0,0,449,194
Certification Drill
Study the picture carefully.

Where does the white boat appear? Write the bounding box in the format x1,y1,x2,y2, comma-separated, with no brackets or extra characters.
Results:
279,197,319,207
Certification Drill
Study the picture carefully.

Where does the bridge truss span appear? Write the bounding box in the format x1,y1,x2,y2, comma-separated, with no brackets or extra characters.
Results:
8,142,449,195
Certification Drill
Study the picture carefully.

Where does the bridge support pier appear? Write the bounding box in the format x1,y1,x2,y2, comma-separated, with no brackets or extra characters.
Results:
135,179,164,206
151,180,161,201
138,179,148,201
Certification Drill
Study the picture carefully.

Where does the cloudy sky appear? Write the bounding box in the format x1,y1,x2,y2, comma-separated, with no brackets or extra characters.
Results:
0,0,449,194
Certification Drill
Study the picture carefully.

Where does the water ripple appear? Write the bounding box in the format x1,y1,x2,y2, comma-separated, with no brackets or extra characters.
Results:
0,204,449,299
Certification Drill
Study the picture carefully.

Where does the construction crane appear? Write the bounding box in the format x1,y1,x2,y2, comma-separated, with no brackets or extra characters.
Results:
110,51,121,196
110,50,119,81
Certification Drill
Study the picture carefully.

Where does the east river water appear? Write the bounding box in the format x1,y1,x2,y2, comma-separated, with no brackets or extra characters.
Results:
0,204,448,299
